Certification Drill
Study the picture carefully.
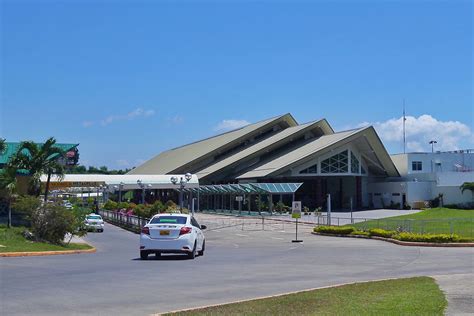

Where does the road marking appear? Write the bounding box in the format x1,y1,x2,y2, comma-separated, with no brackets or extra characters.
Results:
235,234,248,237
271,237,284,240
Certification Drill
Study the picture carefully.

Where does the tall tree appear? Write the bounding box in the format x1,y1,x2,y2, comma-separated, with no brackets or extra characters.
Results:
460,182,474,196
0,138,6,153
12,137,65,201
0,166,17,228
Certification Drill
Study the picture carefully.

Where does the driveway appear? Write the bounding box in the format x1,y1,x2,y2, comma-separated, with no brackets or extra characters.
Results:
1,218,472,316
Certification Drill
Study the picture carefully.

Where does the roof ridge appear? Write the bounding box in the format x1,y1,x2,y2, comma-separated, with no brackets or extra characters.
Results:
166,113,292,152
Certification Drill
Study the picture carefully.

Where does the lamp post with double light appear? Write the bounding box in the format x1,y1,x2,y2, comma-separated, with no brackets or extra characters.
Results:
113,182,125,203
170,173,193,211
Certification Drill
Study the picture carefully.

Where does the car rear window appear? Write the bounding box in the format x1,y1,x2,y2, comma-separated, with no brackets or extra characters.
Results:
87,215,102,220
150,216,187,224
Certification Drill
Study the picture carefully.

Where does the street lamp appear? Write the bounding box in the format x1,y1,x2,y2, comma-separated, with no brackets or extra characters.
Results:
429,140,437,153
114,182,124,203
170,173,193,211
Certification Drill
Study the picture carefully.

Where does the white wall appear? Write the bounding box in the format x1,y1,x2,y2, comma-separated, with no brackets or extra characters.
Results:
437,171,474,186
433,186,474,205
391,152,474,176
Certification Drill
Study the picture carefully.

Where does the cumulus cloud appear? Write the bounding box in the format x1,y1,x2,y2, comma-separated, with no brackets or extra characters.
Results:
100,108,155,126
214,119,250,132
360,114,473,152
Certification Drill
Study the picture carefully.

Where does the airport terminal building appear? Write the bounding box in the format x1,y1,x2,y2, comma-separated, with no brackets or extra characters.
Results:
129,114,401,210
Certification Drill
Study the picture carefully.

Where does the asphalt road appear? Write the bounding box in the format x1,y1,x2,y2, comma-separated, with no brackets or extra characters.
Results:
1,218,473,316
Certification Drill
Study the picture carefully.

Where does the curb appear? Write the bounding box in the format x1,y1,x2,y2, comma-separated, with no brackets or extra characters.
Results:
311,232,474,247
0,246,96,257
155,276,416,315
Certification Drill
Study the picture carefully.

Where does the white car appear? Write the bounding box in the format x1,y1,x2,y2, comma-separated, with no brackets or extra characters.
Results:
139,213,206,260
84,214,105,232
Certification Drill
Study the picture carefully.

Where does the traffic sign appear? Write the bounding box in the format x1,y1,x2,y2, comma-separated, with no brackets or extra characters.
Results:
292,201,302,219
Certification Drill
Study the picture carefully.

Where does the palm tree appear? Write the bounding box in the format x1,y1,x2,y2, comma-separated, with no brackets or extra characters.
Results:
0,138,6,153
460,182,474,197
0,166,17,228
11,137,65,201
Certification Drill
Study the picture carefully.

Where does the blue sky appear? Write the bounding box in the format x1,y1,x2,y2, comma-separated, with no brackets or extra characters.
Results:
1,0,472,169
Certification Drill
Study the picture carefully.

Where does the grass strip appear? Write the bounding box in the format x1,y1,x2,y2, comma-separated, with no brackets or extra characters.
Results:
0,226,93,253
166,277,446,316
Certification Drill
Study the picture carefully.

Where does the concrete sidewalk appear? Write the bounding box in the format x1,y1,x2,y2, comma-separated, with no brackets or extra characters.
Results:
433,274,474,315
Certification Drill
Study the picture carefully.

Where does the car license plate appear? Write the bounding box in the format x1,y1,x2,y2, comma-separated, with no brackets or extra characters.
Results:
160,230,170,236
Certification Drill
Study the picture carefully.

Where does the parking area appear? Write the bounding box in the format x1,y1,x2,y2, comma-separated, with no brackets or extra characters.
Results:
1,215,473,316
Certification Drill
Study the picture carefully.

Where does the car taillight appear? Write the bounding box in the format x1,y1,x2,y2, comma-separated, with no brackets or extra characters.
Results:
179,227,192,236
141,227,150,235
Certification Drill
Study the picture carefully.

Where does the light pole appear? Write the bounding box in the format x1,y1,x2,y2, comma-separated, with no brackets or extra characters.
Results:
114,182,124,202
429,140,437,153
170,173,193,211
137,180,145,204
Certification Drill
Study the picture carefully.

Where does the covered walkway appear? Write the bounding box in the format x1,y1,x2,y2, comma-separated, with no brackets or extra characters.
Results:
183,183,302,215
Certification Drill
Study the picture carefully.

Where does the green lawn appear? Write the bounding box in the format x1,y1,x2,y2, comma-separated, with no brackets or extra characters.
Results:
352,208,474,237
167,277,446,316
0,226,93,253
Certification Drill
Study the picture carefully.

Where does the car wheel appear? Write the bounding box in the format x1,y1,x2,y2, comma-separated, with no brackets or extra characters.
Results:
198,240,205,256
140,251,149,260
188,242,197,259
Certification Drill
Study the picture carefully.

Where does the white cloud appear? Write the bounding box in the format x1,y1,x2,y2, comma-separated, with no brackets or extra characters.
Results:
100,108,156,126
214,119,250,132
363,114,473,152
82,121,94,128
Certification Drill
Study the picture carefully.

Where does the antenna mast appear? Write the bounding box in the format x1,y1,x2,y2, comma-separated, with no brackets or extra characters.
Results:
403,99,406,154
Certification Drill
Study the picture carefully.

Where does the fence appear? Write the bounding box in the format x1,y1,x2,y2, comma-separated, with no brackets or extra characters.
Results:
315,215,474,237
99,210,309,233
99,210,149,233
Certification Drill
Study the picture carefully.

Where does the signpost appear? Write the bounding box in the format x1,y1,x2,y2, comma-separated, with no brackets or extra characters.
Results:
236,196,243,214
292,201,303,243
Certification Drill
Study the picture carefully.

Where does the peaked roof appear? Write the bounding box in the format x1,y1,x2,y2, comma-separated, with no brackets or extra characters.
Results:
236,126,399,179
128,113,297,174
195,119,333,180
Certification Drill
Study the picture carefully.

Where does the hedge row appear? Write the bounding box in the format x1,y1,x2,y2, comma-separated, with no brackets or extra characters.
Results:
314,226,471,243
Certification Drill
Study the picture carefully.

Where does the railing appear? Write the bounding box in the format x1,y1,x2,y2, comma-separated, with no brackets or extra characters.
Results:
315,215,474,237
99,210,149,233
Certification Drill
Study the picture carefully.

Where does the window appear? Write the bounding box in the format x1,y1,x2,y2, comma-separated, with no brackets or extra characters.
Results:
321,150,348,173
351,152,360,173
150,216,187,224
191,217,200,228
412,161,422,171
299,163,318,174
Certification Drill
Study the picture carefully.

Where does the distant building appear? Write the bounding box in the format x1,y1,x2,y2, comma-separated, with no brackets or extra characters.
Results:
0,142,80,170
369,151,474,208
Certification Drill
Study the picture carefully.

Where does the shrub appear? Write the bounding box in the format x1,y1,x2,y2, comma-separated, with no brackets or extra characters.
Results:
133,204,151,218
104,200,118,210
164,200,179,211
117,202,129,210
368,228,396,238
394,232,461,243
12,195,41,219
30,204,76,244
275,201,286,213
314,226,355,235
150,200,165,216
351,230,370,237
